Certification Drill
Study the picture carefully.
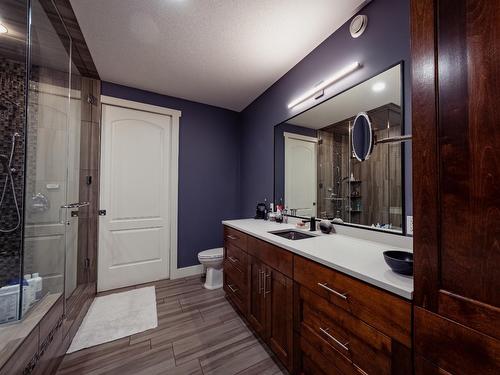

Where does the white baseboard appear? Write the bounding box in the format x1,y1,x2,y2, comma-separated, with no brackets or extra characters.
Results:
171,264,204,279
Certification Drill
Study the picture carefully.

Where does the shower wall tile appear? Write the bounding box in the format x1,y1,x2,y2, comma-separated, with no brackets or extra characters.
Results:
0,58,26,287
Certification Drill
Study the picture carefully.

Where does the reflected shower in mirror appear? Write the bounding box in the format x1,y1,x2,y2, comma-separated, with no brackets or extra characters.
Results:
274,63,405,233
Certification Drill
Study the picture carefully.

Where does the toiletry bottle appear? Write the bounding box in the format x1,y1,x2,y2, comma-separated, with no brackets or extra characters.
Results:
263,199,268,220
268,202,274,221
32,273,43,301
23,274,35,312
15,277,30,315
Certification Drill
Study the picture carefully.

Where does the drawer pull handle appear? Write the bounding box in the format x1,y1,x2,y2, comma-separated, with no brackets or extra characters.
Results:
228,256,238,263
227,235,238,240
317,282,348,300
319,327,349,351
228,284,239,293
264,273,271,296
259,271,265,294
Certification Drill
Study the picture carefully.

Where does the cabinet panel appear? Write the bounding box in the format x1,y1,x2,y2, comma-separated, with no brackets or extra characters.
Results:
266,267,293,372
411,0,500,371
294,255,411,347
223,271,247,315
247,256,267,336
414,307,500,375
299,334,363,375
247,236,293,278
224,227,247,252
225,242,247,275
299,286,392,375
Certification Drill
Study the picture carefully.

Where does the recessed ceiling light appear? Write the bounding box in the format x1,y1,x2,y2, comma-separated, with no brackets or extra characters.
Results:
0,23,8,34
372,82,386,92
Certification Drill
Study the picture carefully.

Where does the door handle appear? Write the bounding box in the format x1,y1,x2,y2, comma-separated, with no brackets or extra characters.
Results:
61,202,90,209
228,256,238,263
59,202,90,224
226,235,238,240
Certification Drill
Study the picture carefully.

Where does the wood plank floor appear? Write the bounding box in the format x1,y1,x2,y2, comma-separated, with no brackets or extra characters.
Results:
56,276,287,375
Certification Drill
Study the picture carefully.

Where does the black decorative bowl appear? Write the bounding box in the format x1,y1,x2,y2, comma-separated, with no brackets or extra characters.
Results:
383,251,413,276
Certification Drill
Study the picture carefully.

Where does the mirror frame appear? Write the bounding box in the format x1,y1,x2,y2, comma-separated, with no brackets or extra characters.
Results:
273,61,407,235
352,112,374,162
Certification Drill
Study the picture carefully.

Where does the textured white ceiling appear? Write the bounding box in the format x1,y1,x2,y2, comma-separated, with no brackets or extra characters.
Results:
70,0,368,111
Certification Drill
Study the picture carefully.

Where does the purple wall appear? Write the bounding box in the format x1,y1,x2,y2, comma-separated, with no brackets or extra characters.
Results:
240,0,412,224
101,82,241,268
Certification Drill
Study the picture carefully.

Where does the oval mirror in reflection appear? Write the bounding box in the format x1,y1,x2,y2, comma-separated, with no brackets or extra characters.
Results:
352,112,374,161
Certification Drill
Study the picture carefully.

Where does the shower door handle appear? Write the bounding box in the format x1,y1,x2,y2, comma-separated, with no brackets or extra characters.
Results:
61,202,90,209
59,202,90,224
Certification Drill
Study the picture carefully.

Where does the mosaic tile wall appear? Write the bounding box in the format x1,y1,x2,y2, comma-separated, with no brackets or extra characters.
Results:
0,58,26,286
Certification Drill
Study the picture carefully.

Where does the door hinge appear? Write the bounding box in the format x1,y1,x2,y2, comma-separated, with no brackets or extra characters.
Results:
99,209,106,216
84,258,90,269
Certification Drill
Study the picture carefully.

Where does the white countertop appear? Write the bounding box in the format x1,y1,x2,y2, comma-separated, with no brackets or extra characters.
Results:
222,219,413,300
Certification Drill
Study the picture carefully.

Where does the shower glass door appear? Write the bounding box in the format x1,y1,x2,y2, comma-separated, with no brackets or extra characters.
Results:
21,0,80,318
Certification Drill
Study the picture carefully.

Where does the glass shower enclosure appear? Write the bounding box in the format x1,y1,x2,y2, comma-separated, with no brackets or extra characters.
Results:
0,0,83,324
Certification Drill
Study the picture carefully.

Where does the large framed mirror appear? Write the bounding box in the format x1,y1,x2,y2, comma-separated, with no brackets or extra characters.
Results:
274,63,406,234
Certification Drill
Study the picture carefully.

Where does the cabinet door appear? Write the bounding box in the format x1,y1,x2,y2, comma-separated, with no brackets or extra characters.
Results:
411,0,500,373
247,256,267,337
265,267,293,371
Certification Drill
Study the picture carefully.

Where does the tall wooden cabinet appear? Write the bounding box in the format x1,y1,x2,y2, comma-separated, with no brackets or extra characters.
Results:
411,0,500,373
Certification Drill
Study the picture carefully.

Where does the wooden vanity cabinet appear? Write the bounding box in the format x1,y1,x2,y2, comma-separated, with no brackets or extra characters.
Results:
293,256,412,375
223,225,413,374
223,227,294,372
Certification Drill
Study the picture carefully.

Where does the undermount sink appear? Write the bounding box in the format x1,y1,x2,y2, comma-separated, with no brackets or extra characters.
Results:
269,229,316,240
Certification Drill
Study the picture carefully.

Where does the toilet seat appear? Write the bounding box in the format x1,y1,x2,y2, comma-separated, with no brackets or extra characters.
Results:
198,247,223,260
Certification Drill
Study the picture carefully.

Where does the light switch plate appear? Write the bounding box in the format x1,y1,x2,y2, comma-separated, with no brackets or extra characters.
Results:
406,216,413,235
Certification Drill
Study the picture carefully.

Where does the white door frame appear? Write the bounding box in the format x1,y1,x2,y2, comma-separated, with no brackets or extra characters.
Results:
100,96,189,281
284,132,318,217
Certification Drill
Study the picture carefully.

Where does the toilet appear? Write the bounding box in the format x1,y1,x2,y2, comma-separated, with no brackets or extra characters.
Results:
197,247,224,290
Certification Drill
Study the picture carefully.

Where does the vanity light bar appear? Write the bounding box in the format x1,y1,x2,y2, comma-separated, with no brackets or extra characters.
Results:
287,61,360,109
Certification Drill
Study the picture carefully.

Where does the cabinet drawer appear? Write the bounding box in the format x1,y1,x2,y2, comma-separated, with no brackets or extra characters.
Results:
224,226,247,251
225,242,247,275
247,236,293,278
224,259,247,289
294,256,411,347
299,286,391,375
224,270,247,314
300,335,365,375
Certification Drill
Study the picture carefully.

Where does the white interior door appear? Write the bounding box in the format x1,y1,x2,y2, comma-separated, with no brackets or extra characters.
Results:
284,132,317,217
98,104,173,292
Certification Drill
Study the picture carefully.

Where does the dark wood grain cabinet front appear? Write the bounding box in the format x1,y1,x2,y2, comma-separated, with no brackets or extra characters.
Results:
223,225,412,374
224,226,294,372
266,266,294,371
294,256,412,375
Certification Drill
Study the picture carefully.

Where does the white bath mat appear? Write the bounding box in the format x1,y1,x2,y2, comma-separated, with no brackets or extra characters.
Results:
67,286,157,353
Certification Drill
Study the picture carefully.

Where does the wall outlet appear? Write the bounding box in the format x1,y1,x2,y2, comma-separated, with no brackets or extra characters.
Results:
406,216,413,236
